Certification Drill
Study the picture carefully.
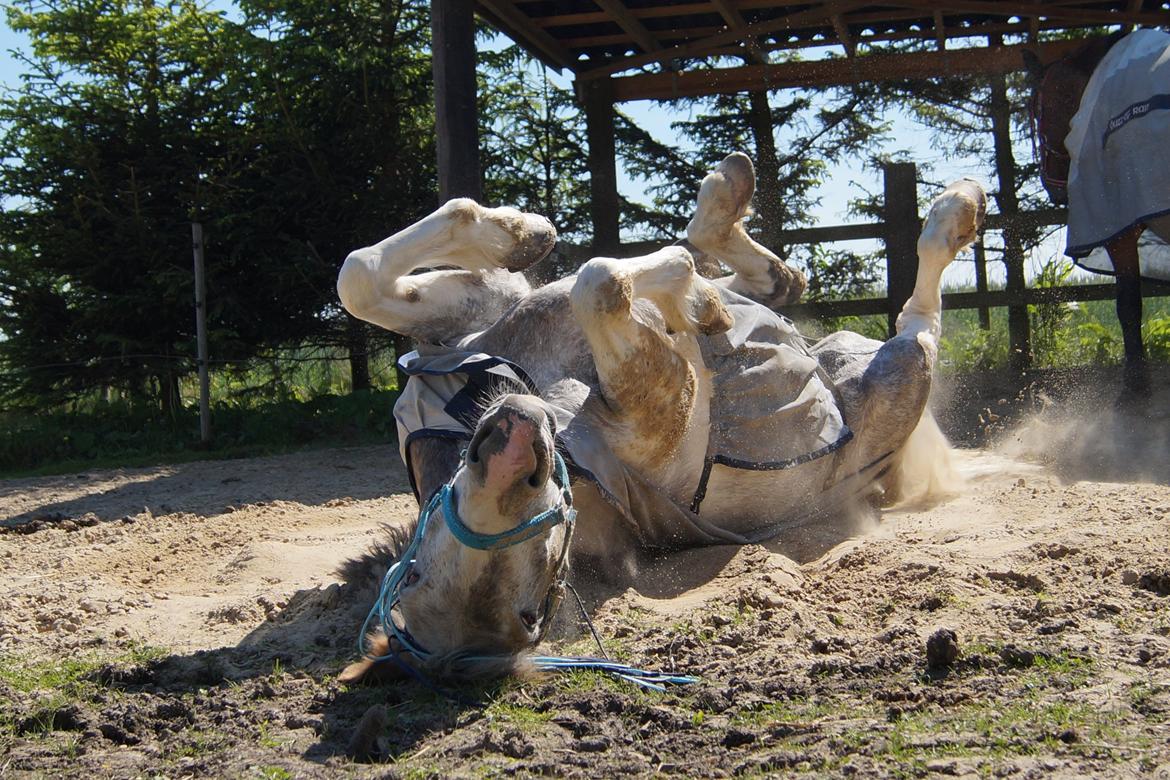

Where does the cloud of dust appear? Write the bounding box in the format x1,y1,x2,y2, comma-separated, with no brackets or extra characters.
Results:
890,409,966,508
997,390,1170,485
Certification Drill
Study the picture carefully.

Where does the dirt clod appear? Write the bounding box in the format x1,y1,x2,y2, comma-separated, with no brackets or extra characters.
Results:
925,628,960,669
346,704,386,761
1136,571,1170,596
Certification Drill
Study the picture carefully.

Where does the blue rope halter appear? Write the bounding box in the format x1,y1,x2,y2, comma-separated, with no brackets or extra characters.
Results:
357,451,697,692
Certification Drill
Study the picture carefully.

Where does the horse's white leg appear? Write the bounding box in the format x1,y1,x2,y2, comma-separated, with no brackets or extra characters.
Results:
685,152,807,308
824,180,986,503
894,178,987,357
570,247,729,478
337,199,556,343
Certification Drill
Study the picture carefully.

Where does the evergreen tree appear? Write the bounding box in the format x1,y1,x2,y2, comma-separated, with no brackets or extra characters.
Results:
0,0,250,410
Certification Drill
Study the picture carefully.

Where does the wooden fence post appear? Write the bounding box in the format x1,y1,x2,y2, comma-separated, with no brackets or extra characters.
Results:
191,223,211,443
882,162,919,338
973,238,991,330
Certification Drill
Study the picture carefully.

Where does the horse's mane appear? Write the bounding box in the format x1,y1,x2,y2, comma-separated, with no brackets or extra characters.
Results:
1064,30,1129,75
335,518,420,586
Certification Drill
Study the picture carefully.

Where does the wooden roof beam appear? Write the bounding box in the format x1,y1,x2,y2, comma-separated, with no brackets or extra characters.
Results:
709,0,770,63
578,0,870,80
609,38,1086,101
477,0,576,70
591,0,662,54
881,0,1167,28
933,9,947,51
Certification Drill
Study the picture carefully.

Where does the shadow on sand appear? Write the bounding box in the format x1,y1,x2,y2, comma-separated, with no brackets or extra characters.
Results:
0,444,405,528
117,492,878,767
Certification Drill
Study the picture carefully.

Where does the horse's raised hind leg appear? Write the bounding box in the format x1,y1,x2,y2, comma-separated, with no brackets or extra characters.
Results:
570,247,730,480
685,153,808,308
1106,225,1150,399
337,199,556,344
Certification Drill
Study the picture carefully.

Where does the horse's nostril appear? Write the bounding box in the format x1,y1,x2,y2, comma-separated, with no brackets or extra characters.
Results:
520,610,538,630
405,570,420,587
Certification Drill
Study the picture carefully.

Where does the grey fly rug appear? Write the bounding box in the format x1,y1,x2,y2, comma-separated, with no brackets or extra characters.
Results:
392,288,858,549
1065,28,1170,279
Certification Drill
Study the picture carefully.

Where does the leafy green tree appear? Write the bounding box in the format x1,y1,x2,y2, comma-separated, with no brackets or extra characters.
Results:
0,0,439,410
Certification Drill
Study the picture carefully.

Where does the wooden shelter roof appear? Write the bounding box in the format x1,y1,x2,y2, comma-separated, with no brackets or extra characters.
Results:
476,0,1170,99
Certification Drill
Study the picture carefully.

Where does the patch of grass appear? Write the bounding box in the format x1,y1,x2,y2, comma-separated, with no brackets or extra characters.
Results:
483,701,551,729
884,696,1122,766
0,388,401,477
1021,652,1094,690
254,767,294,780
551,668,639,697
170,728,222,759
732,696,864,727
0,644,168,739
0,643,163,698
257,719,285,750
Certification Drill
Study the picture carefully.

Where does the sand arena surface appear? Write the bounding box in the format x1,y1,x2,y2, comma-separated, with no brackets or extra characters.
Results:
2,391,1170,777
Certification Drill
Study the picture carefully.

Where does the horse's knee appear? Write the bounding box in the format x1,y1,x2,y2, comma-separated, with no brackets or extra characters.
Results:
337,251,380,321
862,337,932,416
571,258,633,323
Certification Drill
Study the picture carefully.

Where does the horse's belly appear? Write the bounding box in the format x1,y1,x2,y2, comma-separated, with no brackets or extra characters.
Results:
695,455,841,538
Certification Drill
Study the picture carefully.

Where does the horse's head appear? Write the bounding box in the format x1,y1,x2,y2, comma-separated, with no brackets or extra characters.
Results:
1024,33,1126,206
347,393,574,681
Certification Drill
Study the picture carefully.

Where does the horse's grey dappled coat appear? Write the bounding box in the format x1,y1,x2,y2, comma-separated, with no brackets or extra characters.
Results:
333,154,987,672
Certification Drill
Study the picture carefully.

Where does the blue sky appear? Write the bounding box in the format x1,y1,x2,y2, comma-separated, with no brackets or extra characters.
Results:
0,12,1072,289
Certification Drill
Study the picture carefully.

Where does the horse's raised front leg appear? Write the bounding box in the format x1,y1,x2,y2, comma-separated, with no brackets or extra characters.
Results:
570,247,730,484
1106,224,1149,398
337,199,556,344
685,153,807,309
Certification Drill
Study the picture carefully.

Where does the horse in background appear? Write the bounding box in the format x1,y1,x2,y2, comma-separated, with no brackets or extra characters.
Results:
1026,28,1170,399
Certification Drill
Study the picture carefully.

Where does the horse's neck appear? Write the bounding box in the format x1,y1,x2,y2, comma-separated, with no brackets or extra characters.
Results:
1070,30,1127,76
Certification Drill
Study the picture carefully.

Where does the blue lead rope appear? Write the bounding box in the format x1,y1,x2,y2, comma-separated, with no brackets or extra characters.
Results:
532,656,698,692
357,451,698,694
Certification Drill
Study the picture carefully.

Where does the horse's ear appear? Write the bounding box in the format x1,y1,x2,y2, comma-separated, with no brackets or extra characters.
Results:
1021,49,1045,85
338,632,412,685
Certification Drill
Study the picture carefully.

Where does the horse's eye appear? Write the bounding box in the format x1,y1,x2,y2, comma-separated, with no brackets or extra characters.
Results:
405,570,420,587
520,610,538,630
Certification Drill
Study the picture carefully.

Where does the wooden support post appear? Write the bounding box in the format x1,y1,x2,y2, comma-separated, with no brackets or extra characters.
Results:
414,0,482,390
988,58,1031,370
432,0,481,202
191,223,211,444
581,77,620,256
973,238,991,330
881,162,919,338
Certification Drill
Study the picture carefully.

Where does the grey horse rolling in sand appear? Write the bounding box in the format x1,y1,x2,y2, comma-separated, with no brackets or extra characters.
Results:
335,153,986,681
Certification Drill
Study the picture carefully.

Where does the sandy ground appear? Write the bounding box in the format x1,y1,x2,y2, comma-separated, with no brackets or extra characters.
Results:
2,377,1170,777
